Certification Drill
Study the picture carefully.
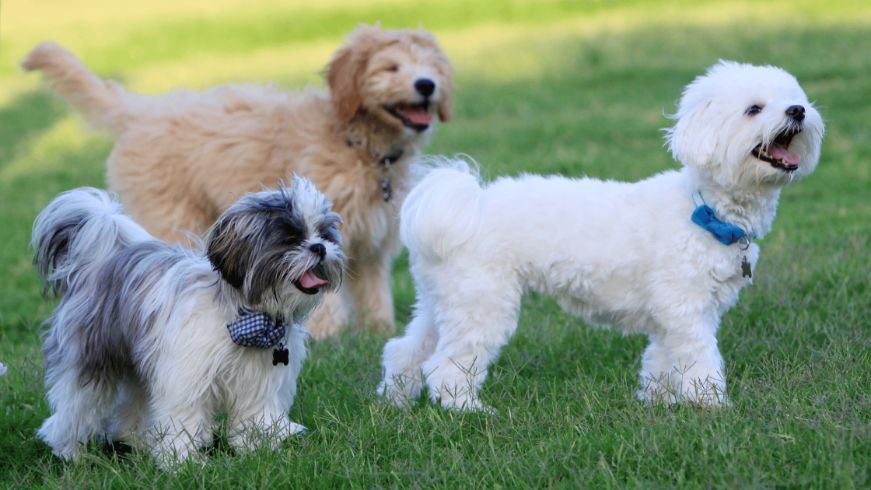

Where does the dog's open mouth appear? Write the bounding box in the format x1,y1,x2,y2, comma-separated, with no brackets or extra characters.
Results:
387,101,432,132
751,127,802,172
293,266,329,295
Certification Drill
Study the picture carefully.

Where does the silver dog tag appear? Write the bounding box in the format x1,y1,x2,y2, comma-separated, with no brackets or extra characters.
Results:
381,177,392,202
741,255,752,278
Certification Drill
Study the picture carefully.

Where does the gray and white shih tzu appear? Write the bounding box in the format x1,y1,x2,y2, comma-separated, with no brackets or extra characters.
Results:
33,177,343,466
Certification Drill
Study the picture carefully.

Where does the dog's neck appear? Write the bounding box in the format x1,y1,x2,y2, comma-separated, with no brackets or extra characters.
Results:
217,279,312,326
685,167,782,240
341,112,423,165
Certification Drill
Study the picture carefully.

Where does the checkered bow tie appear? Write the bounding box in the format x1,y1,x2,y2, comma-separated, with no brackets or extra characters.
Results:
226,307,287,348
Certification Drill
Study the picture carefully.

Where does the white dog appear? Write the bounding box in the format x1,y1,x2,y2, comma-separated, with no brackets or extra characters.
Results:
33,178,344,466
379,61,824,410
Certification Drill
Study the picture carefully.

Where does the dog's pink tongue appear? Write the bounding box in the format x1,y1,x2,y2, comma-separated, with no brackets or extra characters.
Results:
399,106,433,125
769,144,801,165
300,270,328,290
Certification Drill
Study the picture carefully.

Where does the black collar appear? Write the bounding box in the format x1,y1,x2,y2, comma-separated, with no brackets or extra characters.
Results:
345,138,404,202
378,149,405,165
380,149,404,165
345,137,404,166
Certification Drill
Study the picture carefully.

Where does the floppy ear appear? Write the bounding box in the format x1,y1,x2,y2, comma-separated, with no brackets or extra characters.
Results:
206,213,250,290
666,98,719,169
437,76,453,122
426,37,454,123
326,44,365,123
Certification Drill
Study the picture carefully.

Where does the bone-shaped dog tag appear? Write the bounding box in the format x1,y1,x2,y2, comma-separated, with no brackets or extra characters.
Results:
272,344,289,366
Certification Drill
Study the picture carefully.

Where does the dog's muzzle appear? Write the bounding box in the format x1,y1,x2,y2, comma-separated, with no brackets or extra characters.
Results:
293,244,332,295
388,101,433,132
751,126,803,172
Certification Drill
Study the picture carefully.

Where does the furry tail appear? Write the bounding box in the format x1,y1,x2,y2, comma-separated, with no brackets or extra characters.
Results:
22,42,130,132
401,158,483,262
32,187,152,296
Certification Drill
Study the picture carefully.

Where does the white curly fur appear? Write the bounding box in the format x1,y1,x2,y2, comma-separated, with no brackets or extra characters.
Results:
379,61,824,410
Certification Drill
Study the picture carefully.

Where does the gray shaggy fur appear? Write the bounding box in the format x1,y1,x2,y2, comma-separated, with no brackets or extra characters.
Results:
34,179,344,388
32,177,344,464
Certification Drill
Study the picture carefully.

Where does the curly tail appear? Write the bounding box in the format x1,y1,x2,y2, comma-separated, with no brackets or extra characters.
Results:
400,158,483,262
32,188,152,296
22,42,131,133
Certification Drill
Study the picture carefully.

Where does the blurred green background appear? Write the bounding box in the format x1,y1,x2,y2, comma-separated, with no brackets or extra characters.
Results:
1,0,869,487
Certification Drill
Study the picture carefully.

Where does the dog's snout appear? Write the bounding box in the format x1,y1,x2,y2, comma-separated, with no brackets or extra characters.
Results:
786,105,805,122
414,78,435,97
309,243,326,260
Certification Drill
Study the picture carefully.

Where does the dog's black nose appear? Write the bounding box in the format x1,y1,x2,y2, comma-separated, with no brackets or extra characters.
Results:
414,78,435,97
786,105,805,122
309,243,326,260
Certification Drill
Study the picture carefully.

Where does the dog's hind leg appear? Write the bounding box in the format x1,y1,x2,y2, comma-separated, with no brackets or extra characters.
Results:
38,366,117,460
107,379,149,449
378,301,439,408
421,272,522,412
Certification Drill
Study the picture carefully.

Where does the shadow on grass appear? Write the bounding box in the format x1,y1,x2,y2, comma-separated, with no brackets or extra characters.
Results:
0,90,65,169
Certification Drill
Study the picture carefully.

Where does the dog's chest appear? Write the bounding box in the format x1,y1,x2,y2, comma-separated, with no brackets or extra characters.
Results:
542,240,759,334
345,197,401,258
349,163,409,256
709,243,759,311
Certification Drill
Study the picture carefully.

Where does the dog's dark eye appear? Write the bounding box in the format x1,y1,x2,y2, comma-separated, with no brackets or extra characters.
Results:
318,223,341,245
318,213,342,245
385,64,399,73
745,104,763,116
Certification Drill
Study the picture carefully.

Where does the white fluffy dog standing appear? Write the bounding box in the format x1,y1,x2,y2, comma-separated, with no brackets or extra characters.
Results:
33,178,344,466
379,61,824,410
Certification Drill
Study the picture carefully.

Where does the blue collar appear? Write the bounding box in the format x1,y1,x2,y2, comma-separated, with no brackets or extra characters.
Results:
226,307,286,348
691,195,752,246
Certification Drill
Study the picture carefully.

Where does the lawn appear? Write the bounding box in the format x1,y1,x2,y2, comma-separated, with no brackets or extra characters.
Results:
1,0,869,487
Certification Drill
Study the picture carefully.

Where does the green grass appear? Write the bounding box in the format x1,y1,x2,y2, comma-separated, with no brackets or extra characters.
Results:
1,0,870,487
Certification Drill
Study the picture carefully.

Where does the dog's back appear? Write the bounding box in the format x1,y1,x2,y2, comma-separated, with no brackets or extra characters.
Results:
33,188,219,389
400,160,483,262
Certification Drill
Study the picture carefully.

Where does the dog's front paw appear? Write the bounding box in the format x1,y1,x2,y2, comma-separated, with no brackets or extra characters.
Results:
434,391,495,414
377,376,422,409
49,442,83,461
441,398,496,414
285,421,307,437
149,437,204,470
229,415,305,452
680,383,730,408
638,372,729,408
637,384,678,405
426,374,493,413
38,416,80,461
